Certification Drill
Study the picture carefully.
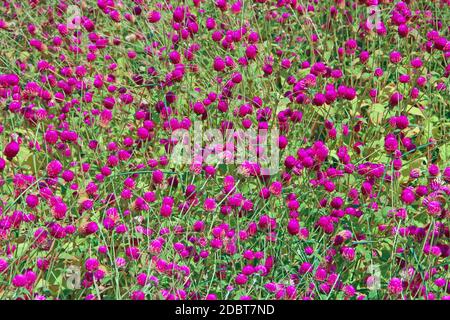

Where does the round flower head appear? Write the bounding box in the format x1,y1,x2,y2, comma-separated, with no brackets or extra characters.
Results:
235,273,248,285
245,45,258,59
387,278,403,295
400,187,416,204
389,51,402,64
25,194,39,208
389,92,403,106
3,141,19,159
46,160,63,177
85,258,99,272
374,68,383,77
0,259,8,273
287,218,300,235
428,164,439,176
12,274,27,287
148,11,161,23
125,247,141,260
131,290,145,300
410,58,423,68
204,198,217,212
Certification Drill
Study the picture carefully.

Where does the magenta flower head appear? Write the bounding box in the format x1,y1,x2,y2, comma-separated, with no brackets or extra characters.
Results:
3,141,20,159
245,45,258,59
152,170,164,184
0,259,8,273
81,199,94,211
389,92,403,106
374,67,384,77
206,17,216,30
387,278,403,295
85,221,99,235
160,204,173,217
213,56,226,71
281,59,291,69
312,93,326,106
0,74,19,86
428,164,439,176
136,273,148,286
46,160,63,177
25,194,39,209
400,187,416,205
443,167,450,182
37,258,49,271
148,11,161,23
269,181,282,196
410,57,423,68
52,201,67,220
125,247,141,260
384,134,398,153
85,258,99,272
359,51,370,64
395,115,409,129
235,273,248,285
115,257,127,268
287,218,300,235
12,274,27,287
131,290,145,300
204,198,217,212
193,220,205,232
389,51,402,64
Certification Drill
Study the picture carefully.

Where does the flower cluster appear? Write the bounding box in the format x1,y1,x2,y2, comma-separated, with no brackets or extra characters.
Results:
0,0,448,300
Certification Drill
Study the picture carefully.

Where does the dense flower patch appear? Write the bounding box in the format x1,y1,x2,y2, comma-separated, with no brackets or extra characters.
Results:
0,0,449,300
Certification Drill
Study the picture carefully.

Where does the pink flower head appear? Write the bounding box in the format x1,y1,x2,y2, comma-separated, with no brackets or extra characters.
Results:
387,278,403,295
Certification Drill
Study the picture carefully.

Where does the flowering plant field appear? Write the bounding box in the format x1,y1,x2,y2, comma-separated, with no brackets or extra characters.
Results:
0,0,449,300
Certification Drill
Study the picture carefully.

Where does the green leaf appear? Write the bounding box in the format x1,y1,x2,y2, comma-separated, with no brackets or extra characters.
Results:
407,107,425,118
369,103,385,124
